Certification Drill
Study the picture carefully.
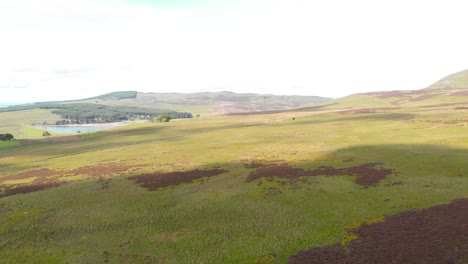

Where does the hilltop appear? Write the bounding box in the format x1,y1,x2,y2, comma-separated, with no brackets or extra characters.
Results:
318,69,468,110
427,69,468,89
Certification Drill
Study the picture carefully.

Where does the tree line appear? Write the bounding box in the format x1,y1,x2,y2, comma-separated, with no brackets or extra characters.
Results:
39,103,193,125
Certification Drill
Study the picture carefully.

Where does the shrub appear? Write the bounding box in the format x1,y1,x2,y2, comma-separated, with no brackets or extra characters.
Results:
1,133,14,141
156,114,172,122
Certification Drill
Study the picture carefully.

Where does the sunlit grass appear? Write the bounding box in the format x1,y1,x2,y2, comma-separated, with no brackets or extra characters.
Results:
0,105,467,263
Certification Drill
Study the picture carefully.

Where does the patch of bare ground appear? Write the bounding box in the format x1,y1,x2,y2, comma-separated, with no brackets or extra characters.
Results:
288,198,468,264
129,169,227,191
246,163,394,187
0,162,142,197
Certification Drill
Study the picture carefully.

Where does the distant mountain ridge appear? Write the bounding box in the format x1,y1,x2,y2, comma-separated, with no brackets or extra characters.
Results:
89,91,331,115
1,91,331,116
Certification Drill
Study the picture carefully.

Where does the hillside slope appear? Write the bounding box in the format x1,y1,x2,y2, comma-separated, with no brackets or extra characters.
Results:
94,91,331,116
1,70,468,262
321,69,468,109
0,93,467,263
0,91,330,138
427,69,468,89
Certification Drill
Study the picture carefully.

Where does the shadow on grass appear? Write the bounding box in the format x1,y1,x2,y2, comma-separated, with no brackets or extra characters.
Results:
284,112,416,126
5,142,466,196
229,103,338,116
179,144,466,198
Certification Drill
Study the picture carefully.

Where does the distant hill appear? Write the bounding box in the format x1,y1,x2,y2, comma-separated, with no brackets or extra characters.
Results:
0,91,330,137
0,103,22,108
427,69,468,89
322,69,468,109
84,91,331,116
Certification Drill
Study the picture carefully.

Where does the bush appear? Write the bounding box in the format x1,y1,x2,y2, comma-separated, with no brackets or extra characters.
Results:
156,114,172,122
0,133,14,141
43,131,51,137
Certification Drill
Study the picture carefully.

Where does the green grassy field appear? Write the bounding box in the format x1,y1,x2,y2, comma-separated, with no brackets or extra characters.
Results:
0,109,63,139
0,100,467,263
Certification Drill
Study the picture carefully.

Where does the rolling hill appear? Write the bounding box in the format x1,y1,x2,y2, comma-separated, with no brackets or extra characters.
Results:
0,91,330,138
319,69,468,110
85,91,331,116
0,70,467,263
427,69,468,89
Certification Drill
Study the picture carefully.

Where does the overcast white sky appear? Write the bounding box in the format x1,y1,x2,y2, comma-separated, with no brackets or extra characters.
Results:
1,0,468,102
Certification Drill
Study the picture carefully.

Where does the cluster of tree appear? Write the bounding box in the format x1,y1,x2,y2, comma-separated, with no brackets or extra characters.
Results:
154,114,171,122
167,112,193,119
152,112,194,123
0,101,193,127
0,133,14,141
41,103,193,125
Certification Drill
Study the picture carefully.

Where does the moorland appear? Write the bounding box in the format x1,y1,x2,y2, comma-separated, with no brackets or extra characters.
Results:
0,70,467,263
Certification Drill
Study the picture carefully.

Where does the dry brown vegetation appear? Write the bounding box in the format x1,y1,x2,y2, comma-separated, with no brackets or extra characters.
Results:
0,162,141,196
246,163,395,187
129,168,227,191
288,198,468,264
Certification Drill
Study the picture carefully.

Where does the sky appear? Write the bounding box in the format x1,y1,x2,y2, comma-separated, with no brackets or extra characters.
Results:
1,0,468,103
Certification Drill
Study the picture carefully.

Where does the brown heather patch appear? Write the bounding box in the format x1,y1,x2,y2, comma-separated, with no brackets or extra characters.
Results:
244,162,264,169
68,162,142,178
288,198,468,264
1,162,142,197
0,168,65,196
406,119,468,125
0,168,60,181
367,90,427,99
129,169,228,191
410,94,435,101
2,179,63,196
246,163,395,187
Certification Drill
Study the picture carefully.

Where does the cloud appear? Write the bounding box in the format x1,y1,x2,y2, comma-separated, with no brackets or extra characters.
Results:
0,0,468,102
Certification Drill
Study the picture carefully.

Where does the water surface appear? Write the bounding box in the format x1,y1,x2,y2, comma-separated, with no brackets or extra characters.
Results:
37,124,125,134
